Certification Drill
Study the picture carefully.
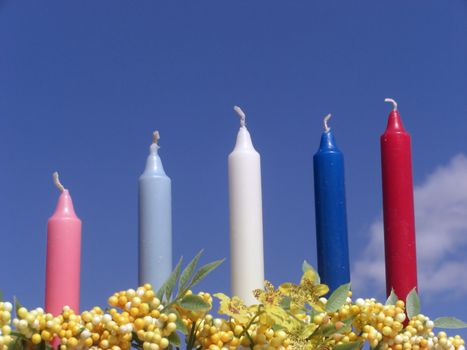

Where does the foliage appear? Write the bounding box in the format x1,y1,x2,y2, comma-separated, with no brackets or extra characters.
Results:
0,255,466,350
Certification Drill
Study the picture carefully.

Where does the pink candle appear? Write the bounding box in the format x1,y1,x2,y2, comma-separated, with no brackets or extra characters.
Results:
45,172,81,315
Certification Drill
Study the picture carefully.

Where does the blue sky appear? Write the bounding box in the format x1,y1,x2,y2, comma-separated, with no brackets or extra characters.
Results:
1,0,466,338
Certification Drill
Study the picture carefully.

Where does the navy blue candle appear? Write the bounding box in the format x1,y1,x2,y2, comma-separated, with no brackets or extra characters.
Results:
313,114,350,292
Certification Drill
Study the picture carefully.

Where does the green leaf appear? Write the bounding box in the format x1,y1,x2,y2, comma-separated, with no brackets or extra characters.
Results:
337,317,354,334
385,289,398,305
178,250,203,293
318,324,338,337
7,337,23,350
166,257,183,301
334,341,363,350
0,290,3,302
317,317,354,337
325,283,351,313
188,258,225,290
155,284,165,302
179,294,211,311
279,296,291,310
272,324,284,331
406,288,420,320
167,331,181,346
307,307,317,320
433,317,467,329
10,332,26,339
156,257,183,302
14,296,24,315
175,317,188,335
301,324,319,339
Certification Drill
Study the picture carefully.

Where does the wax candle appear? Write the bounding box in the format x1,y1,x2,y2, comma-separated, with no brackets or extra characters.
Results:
228,106,265,305
139,131,172,290
381,98,418,300
313,114,350,292
45,172,82,315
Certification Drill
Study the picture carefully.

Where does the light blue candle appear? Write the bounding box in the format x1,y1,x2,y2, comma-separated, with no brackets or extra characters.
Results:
139,131,172,290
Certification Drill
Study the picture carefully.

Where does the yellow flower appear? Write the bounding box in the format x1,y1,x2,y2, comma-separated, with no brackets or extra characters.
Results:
214,293,250,325
286,320,337,350
254,281,282,307
286,322,320,350
280,269,329,312
253,281,297,330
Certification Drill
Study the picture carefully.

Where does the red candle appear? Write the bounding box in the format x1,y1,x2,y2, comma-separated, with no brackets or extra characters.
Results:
45,172,81,315
380,98,418,301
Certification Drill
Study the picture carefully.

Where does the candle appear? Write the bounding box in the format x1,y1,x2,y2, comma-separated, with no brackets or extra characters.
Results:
381,98,418,300
45,172,82,315
228,106,264,304
313,114,350,292
139,131,172,290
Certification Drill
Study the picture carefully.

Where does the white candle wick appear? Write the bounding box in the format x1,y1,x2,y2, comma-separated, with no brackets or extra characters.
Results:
153,130,160,145
384,98,398,111
233,106,246,127
323,114,332,133
53,171,65,192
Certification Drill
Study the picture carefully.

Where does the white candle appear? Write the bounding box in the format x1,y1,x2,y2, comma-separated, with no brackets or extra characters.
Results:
228,106,265,304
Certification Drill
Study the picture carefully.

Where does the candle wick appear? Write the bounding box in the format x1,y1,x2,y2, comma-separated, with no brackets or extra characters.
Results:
153,130,160,145
52,171,65,192
323,113,332,133
384,98,398,111
233,105,246,127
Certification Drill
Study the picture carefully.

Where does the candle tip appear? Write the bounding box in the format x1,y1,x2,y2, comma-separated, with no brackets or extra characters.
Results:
52,171,65,192
323,114,332,133
233,105,246,127
384,98,398,111
152,130,160,145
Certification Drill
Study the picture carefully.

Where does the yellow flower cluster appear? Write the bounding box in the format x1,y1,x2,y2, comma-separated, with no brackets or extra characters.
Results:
331,297,465,350
8,284,177,350
190,314,291,350
106,284,177,350
211,270,466,350
13,306,60,344
0,301,12,350
1,262,466,350
349,298,407,348
433,331,465,350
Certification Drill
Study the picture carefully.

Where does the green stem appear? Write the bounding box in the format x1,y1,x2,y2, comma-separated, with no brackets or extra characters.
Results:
245,331,255,350
241,310,262,350
186,319,201,350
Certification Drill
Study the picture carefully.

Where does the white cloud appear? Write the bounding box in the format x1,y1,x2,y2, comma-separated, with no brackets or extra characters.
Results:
352,154,467,299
